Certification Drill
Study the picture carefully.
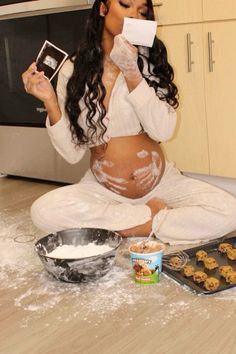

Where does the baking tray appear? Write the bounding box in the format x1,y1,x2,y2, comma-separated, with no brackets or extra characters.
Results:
163,235,236,295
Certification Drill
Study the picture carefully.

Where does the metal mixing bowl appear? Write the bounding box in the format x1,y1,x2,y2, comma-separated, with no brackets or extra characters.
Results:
35,228,122,283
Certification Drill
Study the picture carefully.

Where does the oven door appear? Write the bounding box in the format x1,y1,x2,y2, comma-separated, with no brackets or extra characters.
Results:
0,10,90,183
0,10,89,127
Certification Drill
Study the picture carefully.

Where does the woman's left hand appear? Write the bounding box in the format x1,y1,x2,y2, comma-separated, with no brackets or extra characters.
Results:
110,34,142,82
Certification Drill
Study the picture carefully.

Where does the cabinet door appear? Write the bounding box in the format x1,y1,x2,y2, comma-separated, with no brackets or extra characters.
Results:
203,0,236,21
158,24,209,173
153,0,202,25
204,21,236,177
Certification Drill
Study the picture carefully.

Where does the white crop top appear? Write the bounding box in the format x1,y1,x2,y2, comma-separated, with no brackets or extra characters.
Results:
46,59,177,164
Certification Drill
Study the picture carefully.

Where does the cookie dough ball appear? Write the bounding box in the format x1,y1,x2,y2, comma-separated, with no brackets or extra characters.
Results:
219,265,233,278
218,243,233,254
203,256,219,270
225,271,236,284
226,248,236,261
196,250,208,261
183,264,195,277
169,256,183,268
193,271,208,284
204,277,220,291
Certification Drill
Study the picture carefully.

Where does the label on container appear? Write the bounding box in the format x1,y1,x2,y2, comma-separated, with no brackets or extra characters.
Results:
130,252,163,285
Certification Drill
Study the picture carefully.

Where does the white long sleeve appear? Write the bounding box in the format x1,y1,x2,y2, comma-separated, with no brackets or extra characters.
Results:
46,60,177,161
46,60,87,164
127,78,177,142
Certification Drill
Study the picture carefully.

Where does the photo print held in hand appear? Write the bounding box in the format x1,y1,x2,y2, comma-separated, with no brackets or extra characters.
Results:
122,18,157,47
36,40,68,81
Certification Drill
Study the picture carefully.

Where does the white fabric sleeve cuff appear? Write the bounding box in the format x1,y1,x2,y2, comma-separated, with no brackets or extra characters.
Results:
127,79,155,108
46,116,86,164
127,79,177,142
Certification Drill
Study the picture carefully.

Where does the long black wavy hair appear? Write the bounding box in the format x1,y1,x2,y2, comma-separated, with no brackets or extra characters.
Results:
65,0,179,146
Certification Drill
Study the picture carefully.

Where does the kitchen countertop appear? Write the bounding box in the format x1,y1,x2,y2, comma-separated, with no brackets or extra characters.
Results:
0,176,236,354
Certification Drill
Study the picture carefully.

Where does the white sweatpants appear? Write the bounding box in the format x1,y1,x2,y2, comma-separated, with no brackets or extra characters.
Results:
31,161,236,245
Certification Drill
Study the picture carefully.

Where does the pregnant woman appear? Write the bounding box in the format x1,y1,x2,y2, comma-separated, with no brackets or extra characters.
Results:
22,0,236,244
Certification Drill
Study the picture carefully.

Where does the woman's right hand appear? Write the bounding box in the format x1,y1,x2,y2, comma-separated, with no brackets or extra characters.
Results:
22,62,57,104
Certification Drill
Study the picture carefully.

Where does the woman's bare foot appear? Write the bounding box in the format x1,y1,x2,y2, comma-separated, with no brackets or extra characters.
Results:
118,198,167,237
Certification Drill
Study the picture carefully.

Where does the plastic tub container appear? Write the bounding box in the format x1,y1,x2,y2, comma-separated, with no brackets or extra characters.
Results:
129,241,165,284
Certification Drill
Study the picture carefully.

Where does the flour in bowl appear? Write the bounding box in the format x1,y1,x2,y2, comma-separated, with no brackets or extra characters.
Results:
46,242,113,259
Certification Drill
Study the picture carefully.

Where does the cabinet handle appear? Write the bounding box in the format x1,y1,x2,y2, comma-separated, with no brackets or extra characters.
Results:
4,37,13,92
187,33,194,72
208,32,215,72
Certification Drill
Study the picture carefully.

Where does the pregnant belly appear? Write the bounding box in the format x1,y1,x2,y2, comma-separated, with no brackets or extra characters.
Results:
90,134,165,199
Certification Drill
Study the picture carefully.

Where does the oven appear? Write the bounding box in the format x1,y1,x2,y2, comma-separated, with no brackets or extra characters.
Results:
0,8,91,183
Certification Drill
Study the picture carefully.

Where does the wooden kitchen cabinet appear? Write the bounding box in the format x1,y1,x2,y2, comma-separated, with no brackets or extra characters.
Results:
157,24,209,173
157,1,236,178
203,0,236,21
203,21,236,177
153,0,202,26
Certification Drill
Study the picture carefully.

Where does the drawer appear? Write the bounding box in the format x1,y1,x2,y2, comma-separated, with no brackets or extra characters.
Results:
203,0,236,21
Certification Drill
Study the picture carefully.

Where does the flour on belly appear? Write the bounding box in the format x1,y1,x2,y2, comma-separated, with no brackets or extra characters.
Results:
137,150,149,158
132,151,162,189
92,159,128,194
92,150,162,194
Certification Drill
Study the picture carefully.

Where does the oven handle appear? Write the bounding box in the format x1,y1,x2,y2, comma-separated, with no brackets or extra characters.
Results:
4,37,13,92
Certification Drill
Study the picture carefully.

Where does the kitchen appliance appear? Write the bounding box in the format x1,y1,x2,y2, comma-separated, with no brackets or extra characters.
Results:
0,5,92,183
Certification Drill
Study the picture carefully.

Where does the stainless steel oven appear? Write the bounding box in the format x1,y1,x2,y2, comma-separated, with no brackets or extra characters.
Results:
0,6,91,183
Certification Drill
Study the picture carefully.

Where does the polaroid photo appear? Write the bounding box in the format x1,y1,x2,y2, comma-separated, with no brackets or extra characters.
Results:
122,18,157,47
36,40,68,81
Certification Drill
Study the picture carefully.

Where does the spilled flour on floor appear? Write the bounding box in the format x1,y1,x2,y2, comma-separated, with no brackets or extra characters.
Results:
1,208,236,329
